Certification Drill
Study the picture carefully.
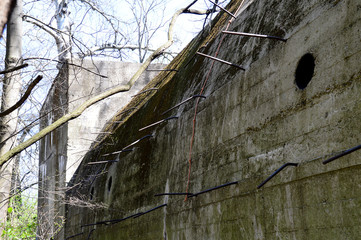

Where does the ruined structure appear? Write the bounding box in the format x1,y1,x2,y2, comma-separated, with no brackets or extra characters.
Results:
62,0,360,239
38,59,164,238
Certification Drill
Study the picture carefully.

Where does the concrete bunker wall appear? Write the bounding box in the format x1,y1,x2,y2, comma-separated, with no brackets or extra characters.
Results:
65,0,361,239
38,59,164,238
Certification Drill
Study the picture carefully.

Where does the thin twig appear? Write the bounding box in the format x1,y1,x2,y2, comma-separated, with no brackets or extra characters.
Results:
208,0,236,18
0,1,218,168
24,57,108,78
0,75,43,117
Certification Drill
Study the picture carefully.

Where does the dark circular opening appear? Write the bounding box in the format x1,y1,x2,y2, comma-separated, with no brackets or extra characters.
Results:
295,53,315,89
107,177,112,192
90,187,94,200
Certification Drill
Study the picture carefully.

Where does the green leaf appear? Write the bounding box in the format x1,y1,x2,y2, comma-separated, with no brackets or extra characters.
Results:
7,207,13,213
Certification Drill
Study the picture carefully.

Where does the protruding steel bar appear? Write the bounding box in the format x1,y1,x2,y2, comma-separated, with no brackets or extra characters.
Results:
122,134,153,150
189,181,238,197
139,116,179,131
208,0,236,18
162,95,206,115
154,192,193,197
133,204,167,219
108,213,143,225
87,229,96,240
257,163,298,189
101,148,133,157
87,160,118,165
132,88,159,97
222,31,287,42
81,213,142,227
323,144,361,164
65,232,84,240
82,204,167,227
196,52,245,70
146,69,178,72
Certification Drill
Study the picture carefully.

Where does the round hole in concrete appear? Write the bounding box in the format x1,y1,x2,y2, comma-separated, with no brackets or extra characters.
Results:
295,53,315,89
107,176,112,192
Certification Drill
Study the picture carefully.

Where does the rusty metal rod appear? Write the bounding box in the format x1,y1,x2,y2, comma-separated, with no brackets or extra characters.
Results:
196,52,245,70
82,213,142,227
139,116,179,131
146,69,178,72
101,135,152,157
323,143,361,164
82,204,167,227
133,204,167,219
154,192,193,197
87,229,95,240
132,88,159,97
122,134,153,150
257,163,298,189
162,95,206,115
222,30,287,42
87,160,118,165
65,232,84,240
208,0,236,18
101,148,133,157
108,213,143,225
189,181,238,198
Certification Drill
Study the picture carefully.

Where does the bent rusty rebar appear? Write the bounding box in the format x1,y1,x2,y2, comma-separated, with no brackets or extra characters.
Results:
133,204,167,218
257,163,298,189
139,116,178,131
65,232,84,240
81,204,167,227
222,30,287,42
323,143,361,164
196,52,245,70
162,95,206,115
189,181,238,198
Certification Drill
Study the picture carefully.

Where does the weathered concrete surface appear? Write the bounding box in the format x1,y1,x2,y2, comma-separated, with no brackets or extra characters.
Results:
66,60,165,182
38,66,68,238
38,59,164,239
64,0,361,239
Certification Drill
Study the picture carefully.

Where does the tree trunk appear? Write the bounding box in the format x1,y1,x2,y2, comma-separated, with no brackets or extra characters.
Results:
54,0,71,64
0,0,23,227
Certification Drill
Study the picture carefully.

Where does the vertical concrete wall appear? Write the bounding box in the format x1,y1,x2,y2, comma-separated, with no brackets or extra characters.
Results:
66,60,165,183
64,0,361,239
38,59,164,239
38,66,68,238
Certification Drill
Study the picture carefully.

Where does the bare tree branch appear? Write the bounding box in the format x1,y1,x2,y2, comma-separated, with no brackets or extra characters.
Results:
184,8,217,15
78,43,178,58
0,182,38,205
77,0,125,40
0,75,43,118
0,5,213,168
0,63,28,75
23,14,62,43
24,57,108,78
